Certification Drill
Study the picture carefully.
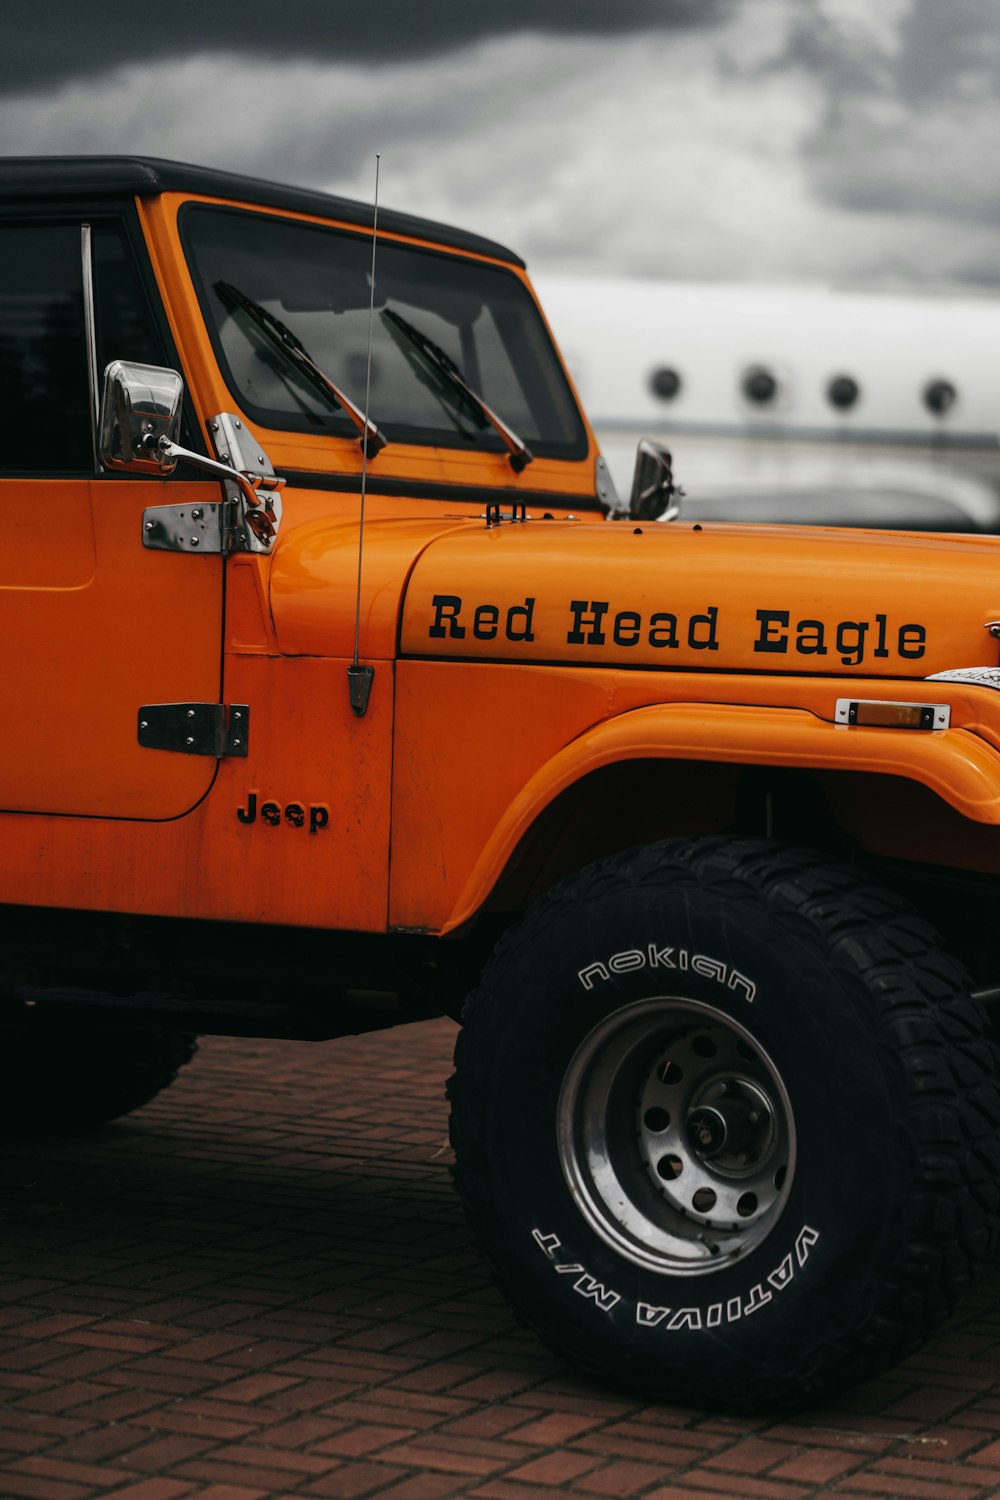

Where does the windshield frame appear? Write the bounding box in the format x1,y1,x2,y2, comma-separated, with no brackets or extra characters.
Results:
178,202,588,462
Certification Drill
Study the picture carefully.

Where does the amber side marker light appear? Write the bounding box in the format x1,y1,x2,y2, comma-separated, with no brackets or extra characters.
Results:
835,699,950,730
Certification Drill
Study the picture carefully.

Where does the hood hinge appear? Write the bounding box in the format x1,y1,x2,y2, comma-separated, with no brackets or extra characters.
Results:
138,703,249,758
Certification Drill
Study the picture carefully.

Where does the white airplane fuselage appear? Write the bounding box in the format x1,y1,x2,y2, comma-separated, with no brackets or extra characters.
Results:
535,275,1000,523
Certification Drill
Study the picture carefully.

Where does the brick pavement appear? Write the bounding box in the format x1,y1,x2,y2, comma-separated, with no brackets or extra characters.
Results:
2,1018,1000,1500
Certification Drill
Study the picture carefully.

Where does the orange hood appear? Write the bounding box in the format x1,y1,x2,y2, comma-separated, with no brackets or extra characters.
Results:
272,514,1000,679
400,520,1000,679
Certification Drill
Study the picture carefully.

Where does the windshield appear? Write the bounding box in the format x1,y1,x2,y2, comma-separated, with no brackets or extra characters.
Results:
181,205,587,460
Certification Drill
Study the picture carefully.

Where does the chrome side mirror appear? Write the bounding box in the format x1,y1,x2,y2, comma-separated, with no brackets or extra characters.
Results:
99,361,184,473
100,359,284,552
629,439,683,521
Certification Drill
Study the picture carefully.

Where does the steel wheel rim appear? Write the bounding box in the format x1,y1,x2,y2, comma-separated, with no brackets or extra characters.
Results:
556,996,796,1276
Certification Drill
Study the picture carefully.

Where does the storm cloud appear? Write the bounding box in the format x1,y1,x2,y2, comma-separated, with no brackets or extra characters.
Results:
3,0,1000,289
2,0,733,91
795,0,1000,260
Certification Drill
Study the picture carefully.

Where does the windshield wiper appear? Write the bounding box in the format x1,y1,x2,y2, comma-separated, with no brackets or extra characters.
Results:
381,308,533,473
215,280,386,458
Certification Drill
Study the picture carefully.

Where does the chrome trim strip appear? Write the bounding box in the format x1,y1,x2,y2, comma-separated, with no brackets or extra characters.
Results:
595,454,620,512
81,222,100,470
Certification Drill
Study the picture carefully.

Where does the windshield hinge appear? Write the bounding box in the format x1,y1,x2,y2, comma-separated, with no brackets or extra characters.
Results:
138,703,249,758
142,413,284,556
595,455,621,513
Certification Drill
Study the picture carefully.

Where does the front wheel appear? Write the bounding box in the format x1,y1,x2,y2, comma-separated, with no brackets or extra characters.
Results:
449,839,1000,1410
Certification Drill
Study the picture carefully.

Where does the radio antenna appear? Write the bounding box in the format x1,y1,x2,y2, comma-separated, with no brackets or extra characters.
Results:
347,152,380,718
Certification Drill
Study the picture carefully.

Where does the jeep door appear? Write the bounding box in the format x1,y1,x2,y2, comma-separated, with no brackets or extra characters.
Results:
0,210,224,818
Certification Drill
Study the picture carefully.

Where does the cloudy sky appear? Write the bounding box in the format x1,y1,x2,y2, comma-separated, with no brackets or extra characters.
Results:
4,0,999,289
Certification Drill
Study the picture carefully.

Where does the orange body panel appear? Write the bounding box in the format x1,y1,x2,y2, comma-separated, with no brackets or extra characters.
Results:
0,651,392,931
400,521,1000,679
268,511,474,661
0,476,223,818
390,661,1000,934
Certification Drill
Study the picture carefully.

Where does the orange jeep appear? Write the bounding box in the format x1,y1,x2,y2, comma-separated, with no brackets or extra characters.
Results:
2,155,999,1411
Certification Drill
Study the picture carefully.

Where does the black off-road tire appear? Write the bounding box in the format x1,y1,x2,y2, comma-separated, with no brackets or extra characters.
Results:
0,1023,197,1134
449,838,1000,1411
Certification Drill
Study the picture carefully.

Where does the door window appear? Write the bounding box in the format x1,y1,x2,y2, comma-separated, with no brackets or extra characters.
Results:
0,223,91,474
0,217,175,476
92,220,172,377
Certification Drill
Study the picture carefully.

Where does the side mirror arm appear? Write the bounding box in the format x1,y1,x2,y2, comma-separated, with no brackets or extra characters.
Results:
153,435,282,513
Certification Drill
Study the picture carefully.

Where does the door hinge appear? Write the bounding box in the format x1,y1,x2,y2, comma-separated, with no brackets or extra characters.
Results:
137,703,249,758
141,501,226,553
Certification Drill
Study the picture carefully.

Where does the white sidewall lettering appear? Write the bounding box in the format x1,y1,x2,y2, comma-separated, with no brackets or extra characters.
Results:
531,1224,821,1331
578,946,756,1001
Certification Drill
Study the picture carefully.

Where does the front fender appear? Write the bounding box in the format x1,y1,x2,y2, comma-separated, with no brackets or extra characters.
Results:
439,702,1000,933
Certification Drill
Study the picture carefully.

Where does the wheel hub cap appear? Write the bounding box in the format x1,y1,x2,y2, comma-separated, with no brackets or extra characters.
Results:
684,1080,776,1165
557,997,796,1276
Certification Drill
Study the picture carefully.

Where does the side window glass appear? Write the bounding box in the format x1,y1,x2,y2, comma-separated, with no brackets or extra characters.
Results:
0,223,91,474
92,221,169,374
93,219,203,460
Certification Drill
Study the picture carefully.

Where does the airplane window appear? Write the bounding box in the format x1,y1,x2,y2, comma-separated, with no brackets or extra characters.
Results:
742,366,778,405
827,374,860,410
650,366,682,400
923,379,957,415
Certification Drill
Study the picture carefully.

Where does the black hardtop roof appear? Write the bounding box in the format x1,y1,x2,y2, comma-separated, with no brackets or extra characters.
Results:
0,155,524,267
